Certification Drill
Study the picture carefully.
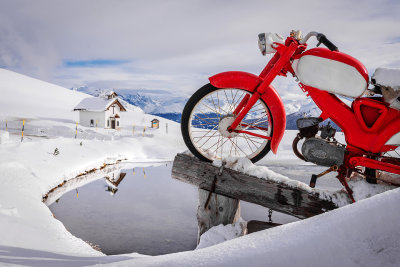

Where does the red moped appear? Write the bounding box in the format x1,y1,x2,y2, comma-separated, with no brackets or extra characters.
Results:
181,30,400,201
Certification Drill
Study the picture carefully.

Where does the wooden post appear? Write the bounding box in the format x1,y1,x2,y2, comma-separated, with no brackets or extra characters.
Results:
166,123,168,134
21,120,25,142
75,122,78,139
197,189,240,243
143,126,146,137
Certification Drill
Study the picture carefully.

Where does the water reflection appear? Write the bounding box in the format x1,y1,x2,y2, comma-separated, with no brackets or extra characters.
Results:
50,163,199,256
49,162,302,256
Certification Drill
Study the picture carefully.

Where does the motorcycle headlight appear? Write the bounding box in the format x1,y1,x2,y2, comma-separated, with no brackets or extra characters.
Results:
258,33,267,56
258,32,285,55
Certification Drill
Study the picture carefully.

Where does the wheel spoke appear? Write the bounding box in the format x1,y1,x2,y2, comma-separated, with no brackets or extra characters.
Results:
187,87,272,163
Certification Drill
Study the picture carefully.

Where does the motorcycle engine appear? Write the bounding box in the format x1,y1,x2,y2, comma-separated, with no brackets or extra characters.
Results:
301,138,345,167
296,117,345,167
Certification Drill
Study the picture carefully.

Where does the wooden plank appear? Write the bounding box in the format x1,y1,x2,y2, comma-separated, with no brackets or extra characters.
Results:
172,153,342,219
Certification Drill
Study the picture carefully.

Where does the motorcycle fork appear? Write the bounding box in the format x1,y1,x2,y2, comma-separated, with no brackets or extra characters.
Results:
228,91,262,132
228,42,298,133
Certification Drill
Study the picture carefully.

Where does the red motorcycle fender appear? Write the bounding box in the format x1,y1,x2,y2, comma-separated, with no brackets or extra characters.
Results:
209,71,286,154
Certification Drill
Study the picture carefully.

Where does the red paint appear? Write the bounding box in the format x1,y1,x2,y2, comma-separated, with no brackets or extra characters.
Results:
234,130,272,140
209,71,286,154
206,35,399,195
209,71,262,91
305,85,400,153
350,157,400,175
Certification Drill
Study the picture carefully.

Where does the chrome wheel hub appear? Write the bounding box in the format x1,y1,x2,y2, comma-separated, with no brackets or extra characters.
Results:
218,115,241,138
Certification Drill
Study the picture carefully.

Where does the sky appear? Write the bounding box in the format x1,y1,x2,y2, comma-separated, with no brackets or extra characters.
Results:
0,0,399,102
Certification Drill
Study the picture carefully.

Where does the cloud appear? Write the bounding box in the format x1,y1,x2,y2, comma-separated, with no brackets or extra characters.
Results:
0,0,399,96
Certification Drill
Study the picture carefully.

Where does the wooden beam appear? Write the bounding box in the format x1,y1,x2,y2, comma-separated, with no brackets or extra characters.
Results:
172,153,343,219
197,189,240,243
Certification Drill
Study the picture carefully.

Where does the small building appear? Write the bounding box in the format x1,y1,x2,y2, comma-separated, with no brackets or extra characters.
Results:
151,119,160,128
73,91,127,129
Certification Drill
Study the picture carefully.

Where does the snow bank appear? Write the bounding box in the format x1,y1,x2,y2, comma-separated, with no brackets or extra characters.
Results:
0,68,89,120
106,188,400,267
0,131,9,144
196,218,247,249
0,126,185,262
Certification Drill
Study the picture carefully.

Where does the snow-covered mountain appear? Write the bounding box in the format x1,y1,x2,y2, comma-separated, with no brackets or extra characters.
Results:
73,86,187,114
286,99,322,129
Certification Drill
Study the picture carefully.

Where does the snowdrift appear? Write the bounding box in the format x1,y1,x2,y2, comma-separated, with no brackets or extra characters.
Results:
0,68,89,120
107,187,400,267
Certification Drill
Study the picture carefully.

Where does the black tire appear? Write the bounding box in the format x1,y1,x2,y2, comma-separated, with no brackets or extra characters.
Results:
181,83,273,163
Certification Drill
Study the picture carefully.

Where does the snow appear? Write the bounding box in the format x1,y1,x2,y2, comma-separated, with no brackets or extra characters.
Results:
0,68,88,120
0,68,186,263
73,97,119,112
196,218,247,249
0,131,9,144
109,188,400,267
213,155,395,207
0,68,399,266
372,67,400,90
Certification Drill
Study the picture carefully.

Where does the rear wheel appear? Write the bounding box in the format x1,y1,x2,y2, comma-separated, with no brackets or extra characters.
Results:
181,83,273,163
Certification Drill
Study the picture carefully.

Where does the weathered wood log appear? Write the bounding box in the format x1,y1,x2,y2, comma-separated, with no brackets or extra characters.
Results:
197,189,240,243
172,153,341,219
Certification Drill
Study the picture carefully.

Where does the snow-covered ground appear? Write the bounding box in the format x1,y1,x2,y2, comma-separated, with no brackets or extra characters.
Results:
0,69,399,266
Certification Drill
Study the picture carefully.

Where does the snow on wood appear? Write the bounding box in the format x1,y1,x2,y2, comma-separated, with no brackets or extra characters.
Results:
172,153,342,219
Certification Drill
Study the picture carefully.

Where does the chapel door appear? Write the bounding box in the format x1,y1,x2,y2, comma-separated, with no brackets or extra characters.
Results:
111,119,116,129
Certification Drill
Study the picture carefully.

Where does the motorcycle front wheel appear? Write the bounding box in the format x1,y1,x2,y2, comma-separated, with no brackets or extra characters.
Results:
181,83,273,163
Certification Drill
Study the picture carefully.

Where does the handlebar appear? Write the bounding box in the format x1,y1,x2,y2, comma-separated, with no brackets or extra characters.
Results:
299,31,339,52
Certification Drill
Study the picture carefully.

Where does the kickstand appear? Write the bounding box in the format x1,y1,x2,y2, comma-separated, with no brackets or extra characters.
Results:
310,165,338,188
337,174,355,203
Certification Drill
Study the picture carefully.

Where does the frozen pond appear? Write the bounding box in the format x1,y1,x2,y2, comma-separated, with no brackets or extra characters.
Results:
49,162,341,256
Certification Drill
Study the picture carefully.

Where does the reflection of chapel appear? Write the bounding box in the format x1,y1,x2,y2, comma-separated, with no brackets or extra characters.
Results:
73,91,126,129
